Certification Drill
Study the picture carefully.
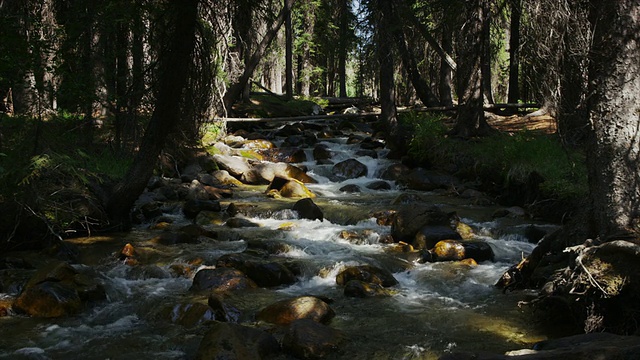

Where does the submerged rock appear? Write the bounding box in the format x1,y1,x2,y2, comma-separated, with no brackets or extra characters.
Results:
343,279,392,298
335,265,398,287
282,319,345,359
195,322,280,360
189,267,257,293
216,253,297,287
391,204,457,244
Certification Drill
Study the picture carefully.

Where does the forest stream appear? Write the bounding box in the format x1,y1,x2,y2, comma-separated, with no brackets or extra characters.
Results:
0,117,558,359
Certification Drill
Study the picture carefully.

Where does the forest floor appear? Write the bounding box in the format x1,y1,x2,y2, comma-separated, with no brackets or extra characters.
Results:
486,113,557,134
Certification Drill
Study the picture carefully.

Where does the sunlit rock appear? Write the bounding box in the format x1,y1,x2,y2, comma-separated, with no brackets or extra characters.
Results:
267,177,316,198
432,240,495,263
282,319,345,359
257,296,335,325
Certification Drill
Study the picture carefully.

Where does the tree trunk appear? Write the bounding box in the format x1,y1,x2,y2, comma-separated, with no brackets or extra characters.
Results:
587,0,640,239
507,0,521,105
451,0,492,138
285,0,293,100
338,0,348,98
223,0,294,112
439,22,454,107
481,0,494,104
106,0,199,229
376,0,400,154
392,8,439,107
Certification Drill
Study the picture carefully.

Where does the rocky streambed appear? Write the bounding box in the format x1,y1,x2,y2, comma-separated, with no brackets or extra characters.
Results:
0,116,601,359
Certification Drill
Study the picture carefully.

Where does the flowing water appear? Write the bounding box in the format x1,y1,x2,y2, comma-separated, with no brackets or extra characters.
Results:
0,119,555,359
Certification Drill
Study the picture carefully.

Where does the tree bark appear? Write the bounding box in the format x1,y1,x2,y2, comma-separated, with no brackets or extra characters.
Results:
223,0,295,112
481,0,494,104
587,0,640,239
106,0,199,228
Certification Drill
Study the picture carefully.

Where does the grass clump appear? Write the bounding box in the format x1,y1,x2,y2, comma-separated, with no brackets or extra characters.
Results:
406,111,588,200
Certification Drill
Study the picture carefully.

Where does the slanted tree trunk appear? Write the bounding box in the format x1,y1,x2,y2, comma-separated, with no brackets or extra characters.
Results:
106,0,199,229
223,0,294,112
451,0,492,138
587,0,640,239
439,22,454,107
392,11,440,107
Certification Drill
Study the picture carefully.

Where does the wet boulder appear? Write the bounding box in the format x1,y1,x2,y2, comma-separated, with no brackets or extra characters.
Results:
391,204,457,243
12,261,105,317
257,296,335,325
225,217,261,228
205,170,243,186
292,198,324,221
189,267,257,293
13,281,82,318
183,199,221,219
339,184,361,193
335,265,398,287
381,163,411,182
398,167,461,191
253,163,316,185
332,159,368,179
366,180,391,191
313,144,332,161
216,253,297,287
163,302,216,328
260,147,307,163
208,294,241,323
282,319,345,359
413,225,462,250
195,322,280,360
212,154,252,180
432,240,495,263
344,279,392,298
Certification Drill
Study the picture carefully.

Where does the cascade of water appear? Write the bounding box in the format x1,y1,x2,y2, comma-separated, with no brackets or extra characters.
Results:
0,118,550,360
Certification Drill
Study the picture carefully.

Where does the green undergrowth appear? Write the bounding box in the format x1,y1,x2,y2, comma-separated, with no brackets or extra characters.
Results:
405,112,588,200
0,113,132,198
